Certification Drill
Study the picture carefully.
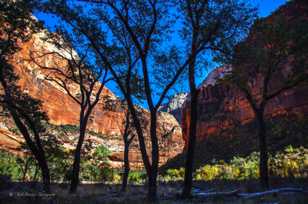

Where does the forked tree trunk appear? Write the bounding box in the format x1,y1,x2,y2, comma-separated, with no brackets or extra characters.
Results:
256,108,269,189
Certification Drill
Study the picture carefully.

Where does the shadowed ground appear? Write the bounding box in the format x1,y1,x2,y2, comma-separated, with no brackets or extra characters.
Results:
0,179,307,204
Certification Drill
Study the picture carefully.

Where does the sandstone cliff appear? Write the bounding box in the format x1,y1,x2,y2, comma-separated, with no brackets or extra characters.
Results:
0,31,184,169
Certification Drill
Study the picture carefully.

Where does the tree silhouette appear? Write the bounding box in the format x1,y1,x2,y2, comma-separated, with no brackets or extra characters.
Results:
0,0,51,192
224,1,308,188
30,32,111,193
39,1,192,200
180,0,256,198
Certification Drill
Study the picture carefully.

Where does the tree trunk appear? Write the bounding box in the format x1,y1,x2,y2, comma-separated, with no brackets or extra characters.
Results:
70,123,86,193
182,90,198,198
256,109,269,189
1,69,50,192
5,98,50,192
126,99,151,175
121,112,132,192
0,68,50,192
182,50,198,198
121,142,130,192
148,110,159,201
33,130,51,193
37,155,51,192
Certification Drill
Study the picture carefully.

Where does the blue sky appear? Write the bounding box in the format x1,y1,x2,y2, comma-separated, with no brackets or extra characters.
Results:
35,0,287,106
254,0,287,17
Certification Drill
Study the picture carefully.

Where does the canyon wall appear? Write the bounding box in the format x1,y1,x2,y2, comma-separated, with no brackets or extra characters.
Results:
0,32,184,168
182,66,308,146
181,1,308,147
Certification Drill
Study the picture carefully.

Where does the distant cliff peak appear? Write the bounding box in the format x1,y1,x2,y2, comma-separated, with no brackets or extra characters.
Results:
200,65,232,88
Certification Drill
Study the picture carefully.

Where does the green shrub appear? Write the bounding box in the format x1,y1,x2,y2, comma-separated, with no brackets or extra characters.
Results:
8,127,20,135
0,151,22,180
58,124,79,132
161,168,185,182
194,165,221,181
230,152,259,180
167,168,184,180
111,171,122,184
81,161,102,181
269,145,307,178
128,171,146,184
0,151,38,181
79,145,113,182
93,145,111,162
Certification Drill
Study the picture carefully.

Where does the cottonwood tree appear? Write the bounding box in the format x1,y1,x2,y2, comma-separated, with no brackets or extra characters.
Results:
30,32,110,192
179,0,256,198
40,0,193,200
0,0,51,192
89,3,184,200
224,2,308,188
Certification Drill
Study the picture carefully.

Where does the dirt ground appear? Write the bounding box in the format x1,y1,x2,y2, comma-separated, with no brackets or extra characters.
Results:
0,179,307,204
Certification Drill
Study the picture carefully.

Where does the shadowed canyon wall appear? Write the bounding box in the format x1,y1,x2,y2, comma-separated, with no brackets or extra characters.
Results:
182,66,308,147
181,1,308,147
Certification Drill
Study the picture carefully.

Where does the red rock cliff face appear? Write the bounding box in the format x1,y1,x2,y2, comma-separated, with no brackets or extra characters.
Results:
10,33,123,136
0,32,184,168
182,2,308,147
182,66,308,147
